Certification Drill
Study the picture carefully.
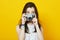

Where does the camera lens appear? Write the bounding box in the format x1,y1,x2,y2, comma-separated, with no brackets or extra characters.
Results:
29,17,32,20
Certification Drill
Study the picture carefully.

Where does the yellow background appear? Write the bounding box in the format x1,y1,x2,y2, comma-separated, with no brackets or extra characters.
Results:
0,0,60,40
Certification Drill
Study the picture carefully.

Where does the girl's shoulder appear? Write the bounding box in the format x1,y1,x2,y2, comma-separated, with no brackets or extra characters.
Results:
16,25,19,29
16,25,20,32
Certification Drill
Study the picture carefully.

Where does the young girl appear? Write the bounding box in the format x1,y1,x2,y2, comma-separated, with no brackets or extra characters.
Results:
16,2,44,40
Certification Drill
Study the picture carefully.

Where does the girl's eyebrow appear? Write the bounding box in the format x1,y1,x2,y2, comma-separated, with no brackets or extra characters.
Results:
26,11,29,13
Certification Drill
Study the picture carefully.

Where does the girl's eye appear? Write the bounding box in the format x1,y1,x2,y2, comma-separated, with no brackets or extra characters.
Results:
32,11,35,13
26,11,29,13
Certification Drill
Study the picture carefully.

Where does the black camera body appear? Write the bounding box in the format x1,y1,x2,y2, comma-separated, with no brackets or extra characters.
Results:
25,13,35,21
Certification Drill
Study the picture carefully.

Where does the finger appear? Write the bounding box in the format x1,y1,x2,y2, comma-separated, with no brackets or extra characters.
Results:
22,13,26,17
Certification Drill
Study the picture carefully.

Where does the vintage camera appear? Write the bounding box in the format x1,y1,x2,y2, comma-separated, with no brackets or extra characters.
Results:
25,13,35,21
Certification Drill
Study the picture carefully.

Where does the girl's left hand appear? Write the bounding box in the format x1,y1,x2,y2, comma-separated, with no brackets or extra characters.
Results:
32,17,38,26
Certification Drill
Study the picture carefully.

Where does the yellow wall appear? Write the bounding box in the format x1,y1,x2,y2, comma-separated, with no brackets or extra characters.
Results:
0,0,60,40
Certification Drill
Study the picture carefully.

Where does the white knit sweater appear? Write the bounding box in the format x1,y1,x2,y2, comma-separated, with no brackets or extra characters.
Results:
25,24,39,40
16,24,39,40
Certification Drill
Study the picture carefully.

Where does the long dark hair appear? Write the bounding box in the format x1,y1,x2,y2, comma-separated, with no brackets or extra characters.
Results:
19,2,41,33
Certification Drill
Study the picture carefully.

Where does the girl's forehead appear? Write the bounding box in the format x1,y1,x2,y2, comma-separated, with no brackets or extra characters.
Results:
26,7,35,11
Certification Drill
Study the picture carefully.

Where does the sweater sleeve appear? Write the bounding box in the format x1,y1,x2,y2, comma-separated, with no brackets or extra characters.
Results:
16,25,20,34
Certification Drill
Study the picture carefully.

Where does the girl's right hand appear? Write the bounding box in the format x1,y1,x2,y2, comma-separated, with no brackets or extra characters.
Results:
22,13,26,24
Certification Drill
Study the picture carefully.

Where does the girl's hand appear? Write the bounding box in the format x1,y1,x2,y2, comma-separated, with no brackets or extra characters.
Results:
22,13,26,24
32,17,38,26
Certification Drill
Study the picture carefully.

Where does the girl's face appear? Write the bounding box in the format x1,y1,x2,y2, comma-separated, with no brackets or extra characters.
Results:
26,7,35,14
25,7,36,23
